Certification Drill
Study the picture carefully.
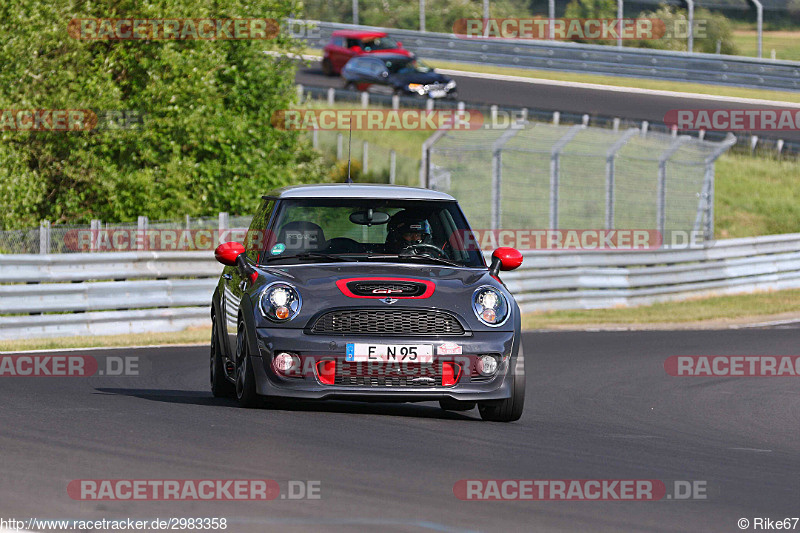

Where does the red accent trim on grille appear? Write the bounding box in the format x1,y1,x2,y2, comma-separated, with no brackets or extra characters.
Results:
335,277,435,299
316,360,336,385
442,362,462,386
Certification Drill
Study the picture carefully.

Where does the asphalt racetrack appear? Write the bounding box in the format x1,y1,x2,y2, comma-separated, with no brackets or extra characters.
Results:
1,329,799,532
294,65,800,144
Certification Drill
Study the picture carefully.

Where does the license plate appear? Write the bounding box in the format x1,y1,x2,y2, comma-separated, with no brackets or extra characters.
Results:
346,343,433,363
429,90,447,98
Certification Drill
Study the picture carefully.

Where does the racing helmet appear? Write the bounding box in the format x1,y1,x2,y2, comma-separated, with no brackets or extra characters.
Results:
387,212,432,246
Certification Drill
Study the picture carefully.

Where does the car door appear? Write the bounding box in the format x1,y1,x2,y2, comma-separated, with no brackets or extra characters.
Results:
366,59,393,94
222,200,274,355
328,35,346,72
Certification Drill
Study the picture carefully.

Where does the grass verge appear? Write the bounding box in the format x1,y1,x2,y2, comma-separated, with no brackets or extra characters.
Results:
522,289,800,329
0,328,211,353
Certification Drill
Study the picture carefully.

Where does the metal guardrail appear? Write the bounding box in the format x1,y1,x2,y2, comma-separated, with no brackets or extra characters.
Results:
299,20,800,91
2,233,800,340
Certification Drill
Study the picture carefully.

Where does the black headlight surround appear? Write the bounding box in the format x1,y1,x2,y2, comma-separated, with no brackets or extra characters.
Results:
259,282,302,323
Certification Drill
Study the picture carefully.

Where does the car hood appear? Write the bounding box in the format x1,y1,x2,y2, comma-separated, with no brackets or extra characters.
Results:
252,262,512,331
391,71,451,86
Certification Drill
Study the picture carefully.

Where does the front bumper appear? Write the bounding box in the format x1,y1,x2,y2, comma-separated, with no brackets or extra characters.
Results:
251,327,518,401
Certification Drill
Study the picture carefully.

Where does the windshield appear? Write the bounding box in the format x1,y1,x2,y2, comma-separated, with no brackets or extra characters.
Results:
260,198,485,268
385,58,433,74
361,36,399,51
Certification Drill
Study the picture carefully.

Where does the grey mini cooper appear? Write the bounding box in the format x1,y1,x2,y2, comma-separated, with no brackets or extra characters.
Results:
210,184,525,422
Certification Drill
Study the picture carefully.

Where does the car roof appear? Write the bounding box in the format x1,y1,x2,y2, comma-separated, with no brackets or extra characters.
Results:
264,184,456,201
332,30,388,38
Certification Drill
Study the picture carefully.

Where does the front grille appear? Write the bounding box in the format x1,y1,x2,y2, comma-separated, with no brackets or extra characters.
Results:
335,361,443,387
347,281,426,297
310,309,465,336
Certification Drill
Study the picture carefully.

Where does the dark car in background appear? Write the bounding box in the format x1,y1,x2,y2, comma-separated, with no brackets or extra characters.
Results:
210,184,525,422
341,54,457,99
322,30,412,76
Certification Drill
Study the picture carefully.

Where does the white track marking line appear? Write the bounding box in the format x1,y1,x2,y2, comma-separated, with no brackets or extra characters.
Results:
435,68,800,108
0,343,206,355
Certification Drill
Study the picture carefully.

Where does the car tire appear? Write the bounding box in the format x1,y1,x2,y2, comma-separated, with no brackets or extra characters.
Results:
439,399,476,412
322,57,334,76
235,321,259,408
210,317,235,398
478,347,525,422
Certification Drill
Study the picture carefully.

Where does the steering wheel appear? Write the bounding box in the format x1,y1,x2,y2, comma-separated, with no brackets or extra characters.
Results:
400,243,446,258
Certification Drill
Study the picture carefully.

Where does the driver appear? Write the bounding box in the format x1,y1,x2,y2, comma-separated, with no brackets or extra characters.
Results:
386,212,433,253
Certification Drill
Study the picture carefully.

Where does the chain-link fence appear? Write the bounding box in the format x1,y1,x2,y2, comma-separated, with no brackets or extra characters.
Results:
422,121,735,243
0,214,254,254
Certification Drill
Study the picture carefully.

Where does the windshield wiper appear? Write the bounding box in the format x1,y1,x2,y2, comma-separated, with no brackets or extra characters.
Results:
364,253,464,267
262,252,353,263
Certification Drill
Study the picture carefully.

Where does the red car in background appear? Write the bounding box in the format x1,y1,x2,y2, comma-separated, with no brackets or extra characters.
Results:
322,30,413,76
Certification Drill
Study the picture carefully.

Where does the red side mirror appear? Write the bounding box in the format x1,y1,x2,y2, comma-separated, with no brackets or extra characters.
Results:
214,242,245,266
350,46,361,52
396,41,403,47
491,247,523,274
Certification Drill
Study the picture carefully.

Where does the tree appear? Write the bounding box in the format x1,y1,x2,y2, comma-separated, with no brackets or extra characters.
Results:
0,0,327,229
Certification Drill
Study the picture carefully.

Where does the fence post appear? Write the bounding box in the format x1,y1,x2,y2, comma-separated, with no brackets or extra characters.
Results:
641,120,649,137
327,87,335,106
218,212,229,244
419,128,449,188
312,128,319,149
296,84,303,103
137,215,148,251
90,219,101,252
392,94,399,110
361,91,369,108
491,128,523,230
605,128,639,230
657,136,690,238
697,134,737,241
337,133,343,159
549,125,584,230
362,140,369,174
426,98,434,112
389,149,396,184
39,220,51,255
552,111,560,126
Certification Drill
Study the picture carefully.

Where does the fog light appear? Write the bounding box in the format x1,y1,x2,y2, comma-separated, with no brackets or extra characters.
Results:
477,355,498,376
272,352,300,375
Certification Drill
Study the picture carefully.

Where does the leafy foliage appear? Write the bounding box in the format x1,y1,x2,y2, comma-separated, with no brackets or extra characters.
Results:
0,0,328,230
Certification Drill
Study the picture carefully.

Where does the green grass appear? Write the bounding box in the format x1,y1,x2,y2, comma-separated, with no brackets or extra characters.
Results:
0,328,210,353
731,30,800,61
522,289,800,329
715,152,800,238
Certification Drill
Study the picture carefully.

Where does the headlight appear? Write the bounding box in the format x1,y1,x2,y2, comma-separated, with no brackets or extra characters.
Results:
407,83,425,93
259,282,302,322
445,80,456,90
472,286,509,327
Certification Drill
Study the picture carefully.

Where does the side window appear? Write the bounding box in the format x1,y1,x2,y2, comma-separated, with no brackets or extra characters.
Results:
368,60,386,76
245,200,274,262
332,36,344,47
346,38,362,49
